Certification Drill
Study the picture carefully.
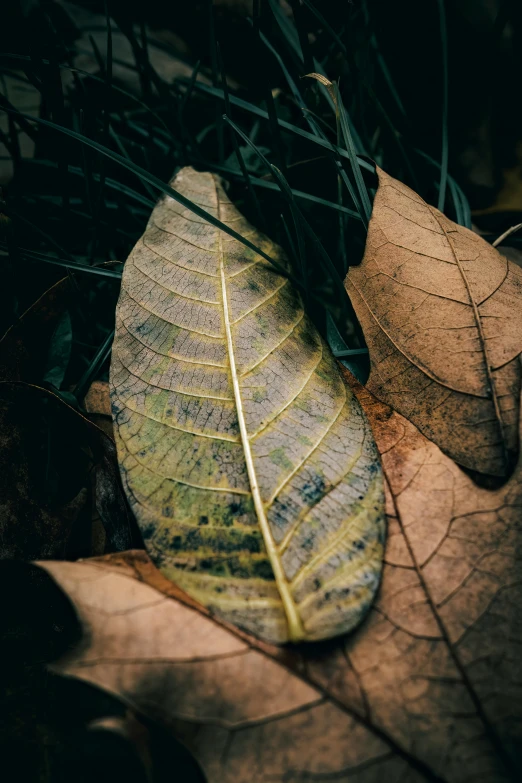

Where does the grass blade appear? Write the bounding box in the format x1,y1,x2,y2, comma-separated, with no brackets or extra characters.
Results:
75,329,114,403
0,246,122,278
437,0,449,213
182,80,374,174
0,106,294,282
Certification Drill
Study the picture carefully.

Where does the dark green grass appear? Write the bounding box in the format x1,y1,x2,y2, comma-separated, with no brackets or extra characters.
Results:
0,0,471,403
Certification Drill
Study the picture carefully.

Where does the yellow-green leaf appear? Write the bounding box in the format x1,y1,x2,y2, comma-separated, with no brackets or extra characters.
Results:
110,167,385,644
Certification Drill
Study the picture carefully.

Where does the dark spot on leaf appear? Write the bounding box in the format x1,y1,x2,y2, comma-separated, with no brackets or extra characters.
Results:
253,560,274,580
299,473,326,504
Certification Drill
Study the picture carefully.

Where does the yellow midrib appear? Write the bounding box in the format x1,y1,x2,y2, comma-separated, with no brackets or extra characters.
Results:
216,201,305,642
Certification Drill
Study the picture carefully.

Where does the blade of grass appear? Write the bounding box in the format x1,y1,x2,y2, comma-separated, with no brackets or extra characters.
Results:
9,210,75,260
280,212,298,266
414,147,471,228
75,329,114,403
257,26,321,139
267,0,366,154
207,0,224,163
333,83,371,224
179,59,201,115
224,115,362,323
437,0,449,213
0,246,122,278
253,0,288,174
290,0,314,74
361,1,407,119
0,106,295,283
217,43,265,231
304,6,415,189
182,80,375,173
300,0,347,57
28,158,155,210
187,158,361,218
257,27,368,223
0,54,175,141
303,109,364,220
267,0,303,62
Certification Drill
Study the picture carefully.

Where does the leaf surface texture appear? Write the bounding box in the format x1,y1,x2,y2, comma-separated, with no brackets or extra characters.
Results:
41,369,522,782
346,167,522,477
110,167,385,643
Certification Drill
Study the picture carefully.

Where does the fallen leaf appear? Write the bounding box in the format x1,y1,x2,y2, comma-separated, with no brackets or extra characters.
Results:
110,166,385,644
84,380,112,418
0,559,189,783
84,379,114,439
38,370,522,782
345,167,522,478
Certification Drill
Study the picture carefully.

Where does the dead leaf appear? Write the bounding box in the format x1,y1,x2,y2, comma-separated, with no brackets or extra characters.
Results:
38,370,522,782
85,380,114,439
110,166,385,644
84,380,112,418
346,167,522,478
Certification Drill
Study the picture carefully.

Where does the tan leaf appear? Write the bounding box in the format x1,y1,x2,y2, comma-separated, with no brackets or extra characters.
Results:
110,167,385,644
39,370,522,782
84,380,114,439
345,167,522,478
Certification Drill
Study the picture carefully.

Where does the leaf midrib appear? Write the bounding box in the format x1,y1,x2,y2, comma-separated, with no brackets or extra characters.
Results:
216,185,305,643
432,209,508,463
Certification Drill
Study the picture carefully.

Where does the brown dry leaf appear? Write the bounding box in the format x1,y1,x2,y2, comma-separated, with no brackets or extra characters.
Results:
84,381,112,418
39,371,522,782
110,167,385,644
84,380,114,439
345,167,522,478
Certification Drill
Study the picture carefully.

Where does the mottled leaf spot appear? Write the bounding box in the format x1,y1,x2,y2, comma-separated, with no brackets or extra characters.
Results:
269,447,293,471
